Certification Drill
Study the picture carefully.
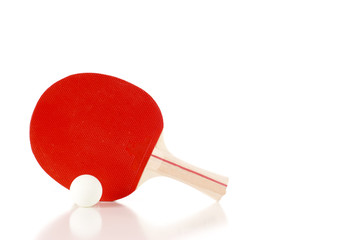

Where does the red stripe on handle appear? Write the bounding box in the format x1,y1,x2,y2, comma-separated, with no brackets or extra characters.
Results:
151,154,228,187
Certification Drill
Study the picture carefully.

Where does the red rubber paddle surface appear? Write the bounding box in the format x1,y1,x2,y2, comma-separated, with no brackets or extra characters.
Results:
30,73,163,201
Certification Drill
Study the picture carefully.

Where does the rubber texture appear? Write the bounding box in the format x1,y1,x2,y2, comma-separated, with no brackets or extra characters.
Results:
30,73,163,201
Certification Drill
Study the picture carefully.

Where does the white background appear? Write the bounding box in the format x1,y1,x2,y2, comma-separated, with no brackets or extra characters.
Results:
1,0,361,239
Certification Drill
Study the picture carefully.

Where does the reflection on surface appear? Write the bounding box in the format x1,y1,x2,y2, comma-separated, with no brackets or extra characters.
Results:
36,202,227,239
69,207,102,238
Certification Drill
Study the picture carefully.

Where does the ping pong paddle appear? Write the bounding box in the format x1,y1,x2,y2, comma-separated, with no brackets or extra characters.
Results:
30,73,228,202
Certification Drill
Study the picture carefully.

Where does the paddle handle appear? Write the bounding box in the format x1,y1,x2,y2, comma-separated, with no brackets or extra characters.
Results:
138,137,228,200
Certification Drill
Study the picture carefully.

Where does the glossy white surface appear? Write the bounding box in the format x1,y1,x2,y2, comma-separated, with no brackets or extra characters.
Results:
70,175,103,207
1,0,361,239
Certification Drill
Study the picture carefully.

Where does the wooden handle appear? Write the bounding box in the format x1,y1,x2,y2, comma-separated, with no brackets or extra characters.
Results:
138,135,228,200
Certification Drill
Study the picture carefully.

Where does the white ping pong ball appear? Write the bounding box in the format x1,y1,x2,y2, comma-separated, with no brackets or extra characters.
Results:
70,175,103,207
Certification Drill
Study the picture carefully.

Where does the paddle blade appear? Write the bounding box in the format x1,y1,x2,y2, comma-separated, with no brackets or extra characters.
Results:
30,73,163,200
